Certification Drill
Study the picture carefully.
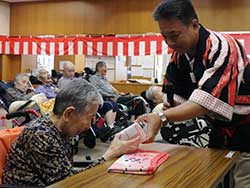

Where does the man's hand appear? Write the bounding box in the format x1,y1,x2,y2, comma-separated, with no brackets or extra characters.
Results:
102,134,140,160
136,113,161,143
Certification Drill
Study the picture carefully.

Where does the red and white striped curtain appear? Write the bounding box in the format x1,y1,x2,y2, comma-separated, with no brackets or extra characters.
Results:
0,34,171,56
0,32,250,56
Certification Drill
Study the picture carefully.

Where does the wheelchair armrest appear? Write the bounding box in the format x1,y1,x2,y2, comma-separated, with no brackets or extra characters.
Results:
1,184,43,188
102,96,116,101
73,161,94,168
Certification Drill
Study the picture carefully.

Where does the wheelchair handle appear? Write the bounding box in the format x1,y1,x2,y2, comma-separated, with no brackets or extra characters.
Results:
6,109,40,120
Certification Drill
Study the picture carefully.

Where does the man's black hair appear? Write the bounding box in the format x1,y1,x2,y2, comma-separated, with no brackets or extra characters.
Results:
153,0,198,25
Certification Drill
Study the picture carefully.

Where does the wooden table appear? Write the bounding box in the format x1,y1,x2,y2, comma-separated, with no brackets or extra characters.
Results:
48,143,239,188
111,81,161,95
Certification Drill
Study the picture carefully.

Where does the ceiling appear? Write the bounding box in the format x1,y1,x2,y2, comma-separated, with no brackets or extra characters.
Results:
2,0,46,3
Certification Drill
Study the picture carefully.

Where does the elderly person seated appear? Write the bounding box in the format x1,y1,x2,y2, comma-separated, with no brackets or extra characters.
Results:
90,61,149,117
3,79,140,187
141,86,163,111
57,62,76,89
35,68,59,99
58,62,118,128
6,74,35,103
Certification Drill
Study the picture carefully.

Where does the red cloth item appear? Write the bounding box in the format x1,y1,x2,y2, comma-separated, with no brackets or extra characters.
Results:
108,149,169,175
0,126,24,184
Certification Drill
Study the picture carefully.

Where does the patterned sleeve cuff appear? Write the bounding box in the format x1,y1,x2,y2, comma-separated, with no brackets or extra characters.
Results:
189,89,233,121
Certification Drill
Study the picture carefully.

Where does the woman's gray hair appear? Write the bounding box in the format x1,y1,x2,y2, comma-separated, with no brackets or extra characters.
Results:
145,86,154,101
14,73,29,85
53,79,103,116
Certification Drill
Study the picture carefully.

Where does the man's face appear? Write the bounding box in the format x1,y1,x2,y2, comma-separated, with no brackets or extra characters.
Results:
64,67,75,79
98,65,107,76
158,19,199,55
15,76,29,92
39,69,52,84
63,103,98,137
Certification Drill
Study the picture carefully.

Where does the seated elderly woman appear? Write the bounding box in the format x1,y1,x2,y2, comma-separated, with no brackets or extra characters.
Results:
35,68,59,99
3,79,140,187
6,74,35,103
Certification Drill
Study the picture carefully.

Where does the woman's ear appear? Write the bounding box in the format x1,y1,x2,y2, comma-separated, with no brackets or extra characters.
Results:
62,106,75,122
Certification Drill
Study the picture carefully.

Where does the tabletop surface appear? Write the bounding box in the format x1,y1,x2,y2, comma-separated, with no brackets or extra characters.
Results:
47,143,239,188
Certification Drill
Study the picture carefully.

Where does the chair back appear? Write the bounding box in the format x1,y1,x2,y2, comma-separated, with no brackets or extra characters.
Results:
0,126,24,184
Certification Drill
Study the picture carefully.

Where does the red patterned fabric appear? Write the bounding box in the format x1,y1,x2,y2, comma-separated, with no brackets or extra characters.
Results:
108,149,168,175
0,32,249,56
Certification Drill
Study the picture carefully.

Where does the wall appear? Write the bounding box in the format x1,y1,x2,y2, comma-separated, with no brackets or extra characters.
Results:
9,0,250,36
21,55,37,73
0,2,10,35
54,55,75,71
5,0,250,80
74,55,85,73
10,0,159,35
0,2,10,80
0,55,21,81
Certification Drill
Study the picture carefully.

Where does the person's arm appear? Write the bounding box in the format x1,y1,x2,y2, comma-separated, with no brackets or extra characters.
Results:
74,134,141,173
57,78,62,89
137,101,209,142
6,88,19,102
163,100,209,122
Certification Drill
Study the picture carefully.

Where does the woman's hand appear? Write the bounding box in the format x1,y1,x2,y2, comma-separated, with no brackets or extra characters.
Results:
102,134,140,160
136,113,161,143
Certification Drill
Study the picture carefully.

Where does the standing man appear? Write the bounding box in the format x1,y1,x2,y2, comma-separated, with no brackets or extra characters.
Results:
137,0,250,187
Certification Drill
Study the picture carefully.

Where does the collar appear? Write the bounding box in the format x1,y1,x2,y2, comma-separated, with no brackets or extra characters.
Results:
43,83,54,87
194,24,210,60
96,73,106,79
15,87,26,93
63,76,74,80
185,25,210,60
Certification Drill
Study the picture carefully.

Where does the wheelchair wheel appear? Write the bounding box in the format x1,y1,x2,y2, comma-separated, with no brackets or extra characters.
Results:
83,130,96,149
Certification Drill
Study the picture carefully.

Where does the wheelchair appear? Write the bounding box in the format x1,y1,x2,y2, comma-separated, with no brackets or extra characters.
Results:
160,117,211,148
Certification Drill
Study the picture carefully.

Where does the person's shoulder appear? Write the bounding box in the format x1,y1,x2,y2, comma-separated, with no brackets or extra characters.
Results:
35,84,44,90
24,119,52,135
24,117,57,141
6,87,16,93
89,74,98,81
58,76,65,82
